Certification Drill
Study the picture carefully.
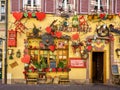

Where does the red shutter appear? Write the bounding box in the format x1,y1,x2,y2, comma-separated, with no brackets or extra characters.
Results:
80,0,89,14
44,0,56,13
11,0,20,12
115,0,120,14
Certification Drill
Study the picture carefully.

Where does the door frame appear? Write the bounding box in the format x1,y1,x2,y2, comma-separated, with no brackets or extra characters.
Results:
90,50,106,83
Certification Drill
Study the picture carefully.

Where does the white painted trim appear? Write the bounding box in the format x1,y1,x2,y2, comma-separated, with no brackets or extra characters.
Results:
45,0,56,13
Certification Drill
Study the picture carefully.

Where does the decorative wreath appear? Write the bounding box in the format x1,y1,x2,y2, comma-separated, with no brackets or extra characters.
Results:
96,25,109,37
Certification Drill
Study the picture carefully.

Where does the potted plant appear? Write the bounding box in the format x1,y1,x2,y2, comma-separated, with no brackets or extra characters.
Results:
57,61,64,72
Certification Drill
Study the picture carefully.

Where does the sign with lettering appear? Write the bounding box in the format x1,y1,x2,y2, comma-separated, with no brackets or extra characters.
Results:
69,58,86,68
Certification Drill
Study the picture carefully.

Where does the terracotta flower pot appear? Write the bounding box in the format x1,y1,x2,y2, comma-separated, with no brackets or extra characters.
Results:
57,68,62,72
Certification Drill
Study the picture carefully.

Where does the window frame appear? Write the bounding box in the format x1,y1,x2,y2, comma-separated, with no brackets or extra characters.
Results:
0,0,5,22
23,0,41,12
89,0,110,13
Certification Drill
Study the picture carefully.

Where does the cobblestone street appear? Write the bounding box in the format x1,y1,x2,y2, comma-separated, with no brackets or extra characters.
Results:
0,84,120,90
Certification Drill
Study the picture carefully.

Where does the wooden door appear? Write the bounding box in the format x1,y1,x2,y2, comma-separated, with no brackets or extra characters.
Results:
92,52,104,83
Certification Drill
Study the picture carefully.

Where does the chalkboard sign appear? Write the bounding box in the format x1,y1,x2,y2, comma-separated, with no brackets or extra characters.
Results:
112,65,119,75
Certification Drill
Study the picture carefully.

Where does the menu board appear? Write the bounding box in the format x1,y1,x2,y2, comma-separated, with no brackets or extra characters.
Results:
112,65,119,75
69,58,86,68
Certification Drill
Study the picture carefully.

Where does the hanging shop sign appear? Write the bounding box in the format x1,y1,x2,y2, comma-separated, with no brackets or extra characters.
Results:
8,29,17,47
69,58,86,68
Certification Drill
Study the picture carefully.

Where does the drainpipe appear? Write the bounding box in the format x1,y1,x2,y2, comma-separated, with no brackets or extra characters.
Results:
4,0,8,84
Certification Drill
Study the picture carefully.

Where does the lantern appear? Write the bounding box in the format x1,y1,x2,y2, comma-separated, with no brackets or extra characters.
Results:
16,49,21,58
115,48,120,57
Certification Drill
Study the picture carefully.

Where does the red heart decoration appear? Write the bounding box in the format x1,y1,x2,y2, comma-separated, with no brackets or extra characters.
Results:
72,33,79,40
36,12,46,21
55,31,62,38
46,26,51,33
49,45,55,52
21,54,30,64
87,45,92,51
100,13,105,19
13,12,23,21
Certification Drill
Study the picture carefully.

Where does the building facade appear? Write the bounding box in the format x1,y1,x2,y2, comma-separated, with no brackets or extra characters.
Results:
5,0,120,84
0,0,5,84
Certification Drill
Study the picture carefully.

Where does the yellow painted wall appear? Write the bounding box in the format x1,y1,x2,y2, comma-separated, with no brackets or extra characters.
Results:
7,0,120,83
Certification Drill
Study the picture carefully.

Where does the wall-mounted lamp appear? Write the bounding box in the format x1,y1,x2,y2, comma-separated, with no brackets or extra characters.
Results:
115,48,120,57
16,49,21,58
0,38,3,46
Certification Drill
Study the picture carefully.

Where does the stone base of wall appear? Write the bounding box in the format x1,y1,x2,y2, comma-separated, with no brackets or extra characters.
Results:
69,79,87,85
7,79,26,84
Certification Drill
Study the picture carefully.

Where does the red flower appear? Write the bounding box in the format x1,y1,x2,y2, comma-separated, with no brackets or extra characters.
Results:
99,13,105,19
46,26,51,34
45,68,49,72
28,12,32,18
87,45,92,52
57,68,62,72
55,31,62,38
52,68,56,72
72,33,79,40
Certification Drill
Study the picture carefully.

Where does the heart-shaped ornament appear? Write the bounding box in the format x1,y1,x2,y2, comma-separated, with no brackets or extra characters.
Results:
49,45,55,52
72,33,79,40
13,12,23,21
36,12,46,21
55,31,62,38
21,54,30,64
46,26,51,33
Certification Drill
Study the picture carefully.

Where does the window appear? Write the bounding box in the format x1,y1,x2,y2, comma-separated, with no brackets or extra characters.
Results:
23,0,41,11
90,0,109,13
0,0,5,22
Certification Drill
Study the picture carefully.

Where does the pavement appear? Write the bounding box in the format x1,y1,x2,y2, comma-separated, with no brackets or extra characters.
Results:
0,84,120,90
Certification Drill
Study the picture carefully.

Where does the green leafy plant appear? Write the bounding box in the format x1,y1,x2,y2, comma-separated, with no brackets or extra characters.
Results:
57,61,64,68
32,56,47,70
